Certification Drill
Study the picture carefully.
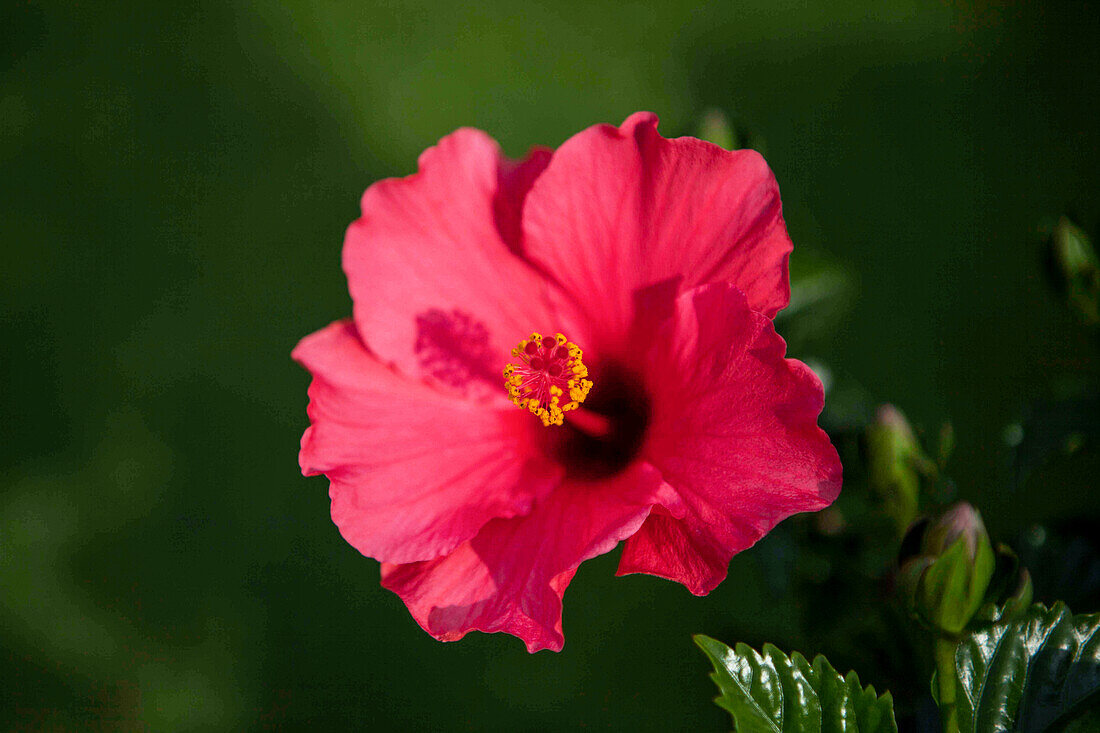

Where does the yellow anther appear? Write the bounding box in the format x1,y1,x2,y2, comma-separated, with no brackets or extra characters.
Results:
502,331,593,428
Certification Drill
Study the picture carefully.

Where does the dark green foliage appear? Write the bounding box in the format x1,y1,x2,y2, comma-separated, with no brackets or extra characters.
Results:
4,1,1100,729
953,603,1100,732
695,635,898,732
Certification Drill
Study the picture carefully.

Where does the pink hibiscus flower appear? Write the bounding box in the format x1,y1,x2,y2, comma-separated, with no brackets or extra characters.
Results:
294,112,842,652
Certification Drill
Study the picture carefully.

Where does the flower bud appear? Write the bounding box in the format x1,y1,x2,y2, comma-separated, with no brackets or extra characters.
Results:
696,109,736,150
865,405,932,534
694,107,765,153
898,502,996,636
921,502,986,559
1045,216,1099,328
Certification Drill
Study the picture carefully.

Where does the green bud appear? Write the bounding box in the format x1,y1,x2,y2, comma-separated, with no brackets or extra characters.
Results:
1046,216,1100,327
696,108,737,150
899,502,996,636
865,405,933,534
921,503,987,559
975,544,1034,624
694,107,766,154
895,554,933,613
997,567,1033,621
936,421,955,468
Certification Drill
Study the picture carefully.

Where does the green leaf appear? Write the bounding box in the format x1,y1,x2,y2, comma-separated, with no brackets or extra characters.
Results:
952,602,1100,732
694,635,898,732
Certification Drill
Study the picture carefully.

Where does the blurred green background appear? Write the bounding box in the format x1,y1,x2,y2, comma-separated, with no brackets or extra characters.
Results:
3,1,1099,729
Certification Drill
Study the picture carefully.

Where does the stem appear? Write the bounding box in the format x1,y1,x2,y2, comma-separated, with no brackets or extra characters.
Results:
934,637,960,733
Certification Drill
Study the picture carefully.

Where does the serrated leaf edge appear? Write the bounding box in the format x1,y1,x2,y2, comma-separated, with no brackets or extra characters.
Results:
695,634,898,733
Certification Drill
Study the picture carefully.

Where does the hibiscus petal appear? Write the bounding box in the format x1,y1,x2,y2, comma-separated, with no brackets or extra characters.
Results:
522,111,793,347
344,129,581,400
381,463,671,652
494,146,552,256
294,320,562,564
617,284,842,595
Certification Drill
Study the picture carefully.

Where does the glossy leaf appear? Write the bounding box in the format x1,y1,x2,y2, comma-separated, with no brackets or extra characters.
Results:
695,635,898,732
953,602,1100,732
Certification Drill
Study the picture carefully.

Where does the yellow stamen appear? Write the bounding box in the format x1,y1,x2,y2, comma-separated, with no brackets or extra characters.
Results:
501,331,593,427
